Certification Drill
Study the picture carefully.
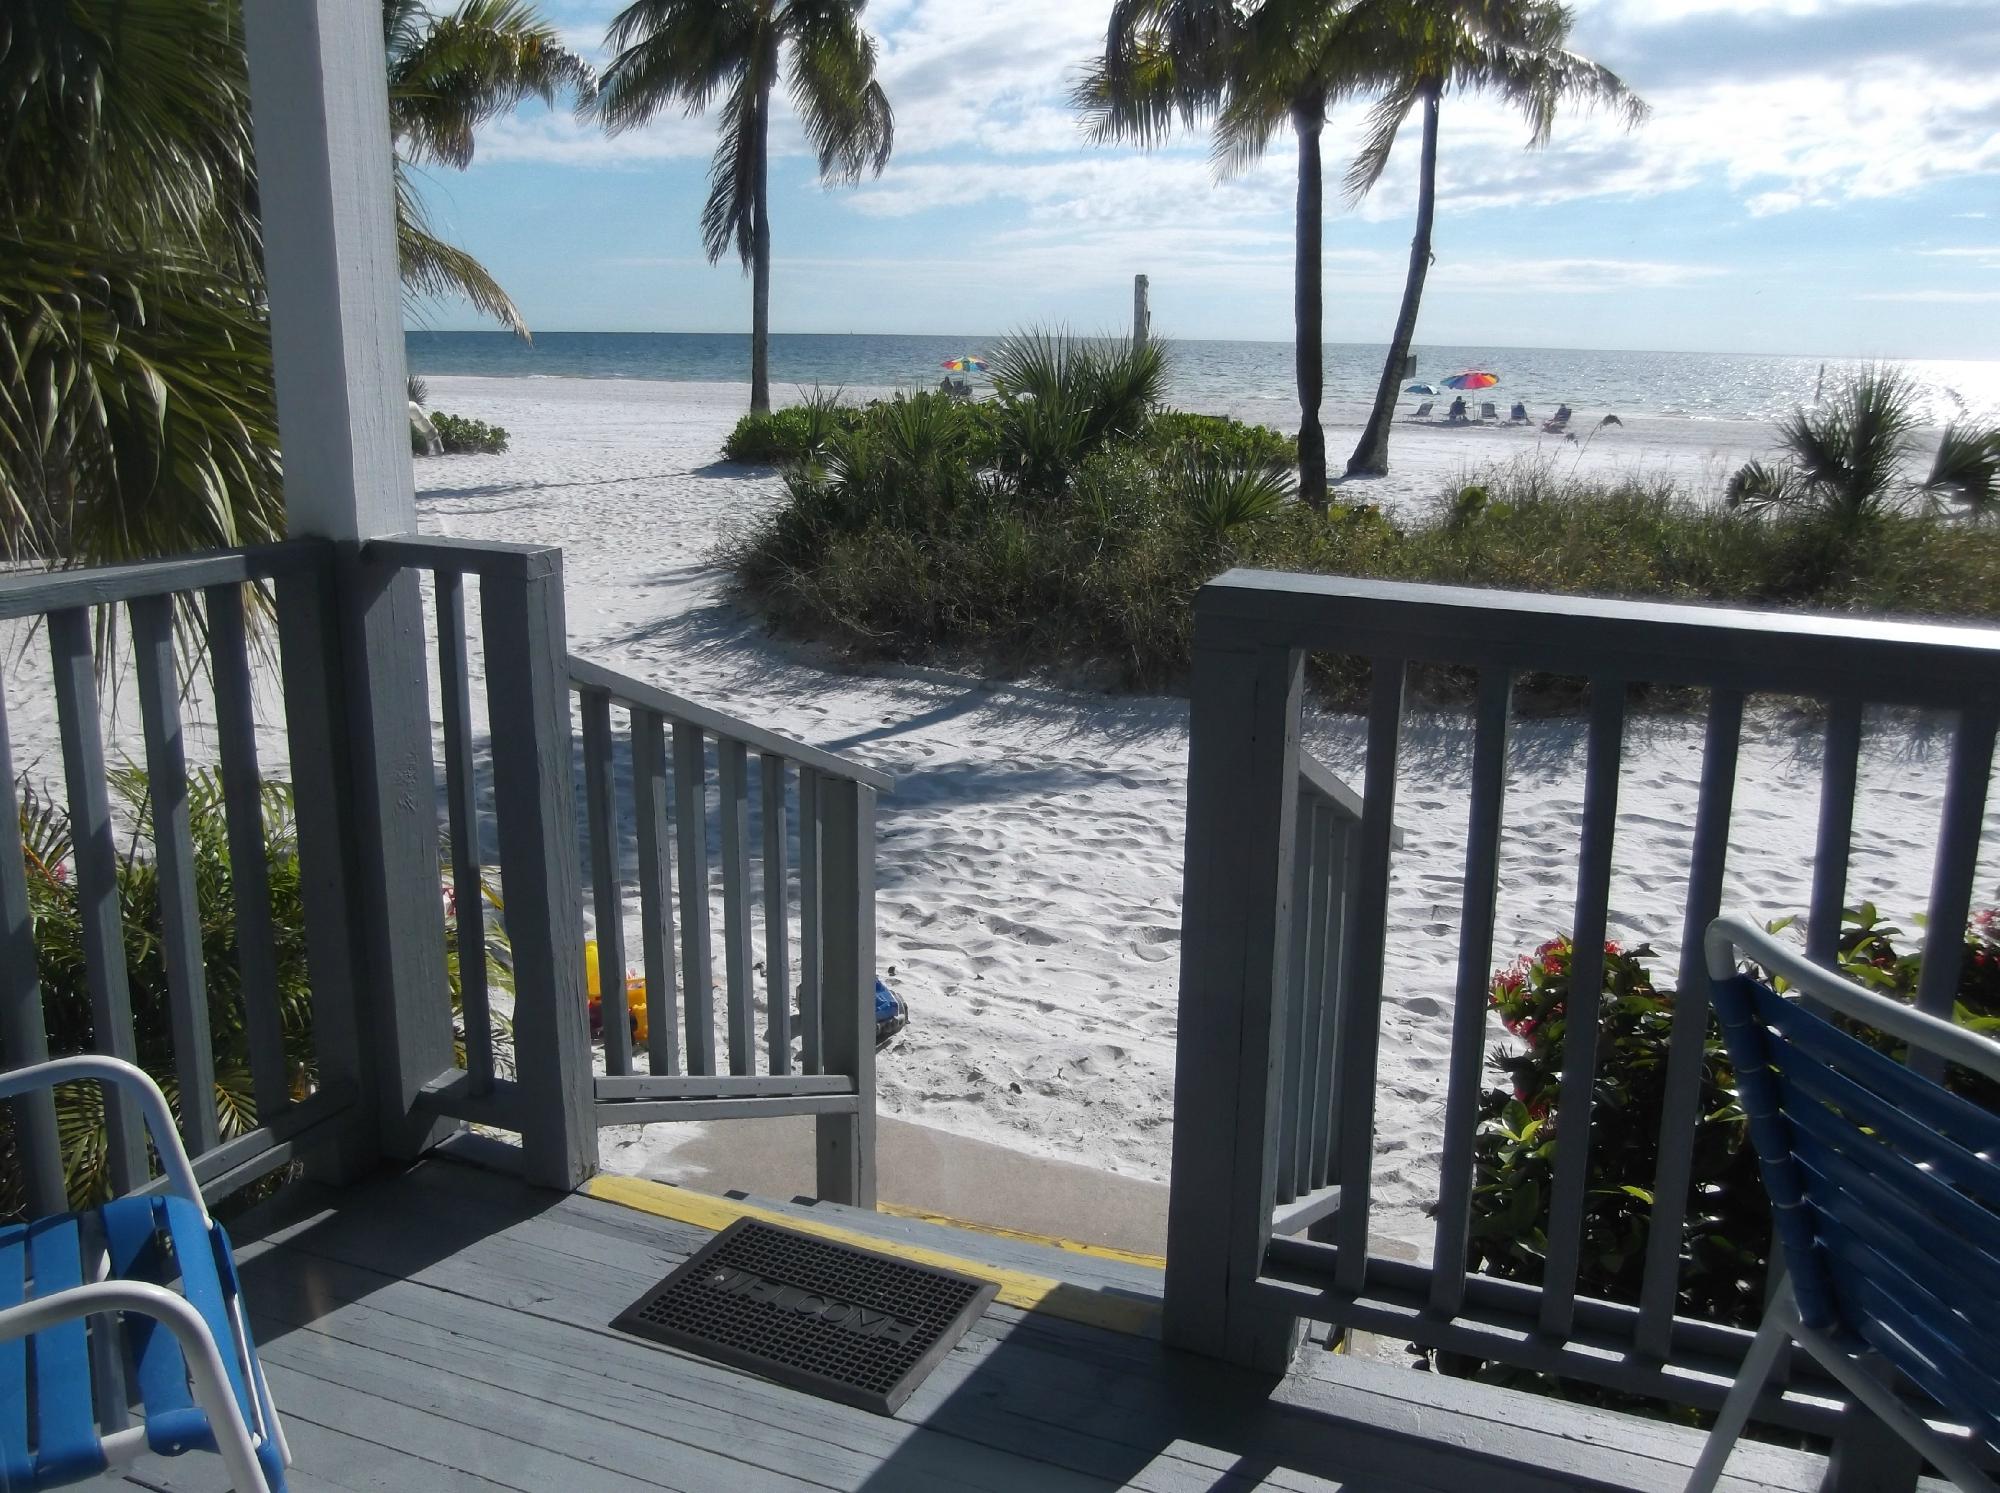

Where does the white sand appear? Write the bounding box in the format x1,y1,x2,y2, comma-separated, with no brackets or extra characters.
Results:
5,376,1994,1256
406,377,1998,1251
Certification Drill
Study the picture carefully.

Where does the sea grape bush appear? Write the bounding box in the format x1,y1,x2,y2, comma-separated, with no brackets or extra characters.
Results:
423,412,510,454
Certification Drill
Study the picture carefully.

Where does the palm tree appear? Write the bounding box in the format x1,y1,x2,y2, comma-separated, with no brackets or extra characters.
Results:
1079,0,1389,511
1727,366,2000,527
593,0,895,414
1343,1,1644,478
387,0,595,337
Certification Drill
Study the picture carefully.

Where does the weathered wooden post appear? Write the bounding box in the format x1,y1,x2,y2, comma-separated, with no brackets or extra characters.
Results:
243,0,457,1168
484,550,598,1190
1163,594,1305,1371
1133,274,1151,350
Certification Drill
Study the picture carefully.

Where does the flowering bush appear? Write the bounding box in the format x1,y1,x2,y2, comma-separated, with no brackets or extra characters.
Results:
1468,936,1768,1331
1461,904,2000,1351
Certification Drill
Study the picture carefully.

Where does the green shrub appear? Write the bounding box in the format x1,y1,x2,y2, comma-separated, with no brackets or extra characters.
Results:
1141,411,1295,474
721,390,864,464
424,411,509,454
735,446,2000,696
5,768,508,1215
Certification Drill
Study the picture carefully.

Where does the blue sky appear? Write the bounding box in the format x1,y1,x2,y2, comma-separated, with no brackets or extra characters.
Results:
406,0,2000,359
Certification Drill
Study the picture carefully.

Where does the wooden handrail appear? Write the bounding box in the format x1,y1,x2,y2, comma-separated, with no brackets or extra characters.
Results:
566,654,894,792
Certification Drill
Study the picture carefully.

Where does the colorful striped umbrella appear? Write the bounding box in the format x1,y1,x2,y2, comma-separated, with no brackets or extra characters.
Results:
940,356,989,373
1443,371,1499,390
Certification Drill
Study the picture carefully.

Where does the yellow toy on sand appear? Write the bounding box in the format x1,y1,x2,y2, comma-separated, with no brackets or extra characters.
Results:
584,940,649,1043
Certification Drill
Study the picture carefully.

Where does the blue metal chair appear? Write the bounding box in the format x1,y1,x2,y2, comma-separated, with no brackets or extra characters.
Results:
0,1056,289,1490
1688,914,2000,1493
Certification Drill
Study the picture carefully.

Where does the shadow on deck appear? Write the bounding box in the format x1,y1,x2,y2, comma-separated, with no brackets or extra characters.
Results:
91,1155,1841,1493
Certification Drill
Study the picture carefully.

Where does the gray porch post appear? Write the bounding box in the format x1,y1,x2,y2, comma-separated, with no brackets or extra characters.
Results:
243,1,457,1164
1162,603,1305,1371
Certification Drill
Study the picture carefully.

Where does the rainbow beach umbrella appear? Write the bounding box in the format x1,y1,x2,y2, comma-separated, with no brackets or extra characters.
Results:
1443,371,1499,390
940,356,989,374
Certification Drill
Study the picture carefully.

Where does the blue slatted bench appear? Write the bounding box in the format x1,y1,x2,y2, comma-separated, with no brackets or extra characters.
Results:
1688,914,2000,1493
0,1057,288,1490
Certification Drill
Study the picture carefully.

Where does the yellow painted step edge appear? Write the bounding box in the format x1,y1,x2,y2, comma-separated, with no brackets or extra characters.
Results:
873,1201,1166,1270
586,1174,1160,1339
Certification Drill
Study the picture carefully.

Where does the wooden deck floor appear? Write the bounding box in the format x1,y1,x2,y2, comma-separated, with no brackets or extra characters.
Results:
90,1155,1842,1493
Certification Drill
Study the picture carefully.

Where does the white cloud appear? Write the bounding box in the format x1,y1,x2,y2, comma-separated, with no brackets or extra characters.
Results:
475,0,2000,241
1859,289,2000,302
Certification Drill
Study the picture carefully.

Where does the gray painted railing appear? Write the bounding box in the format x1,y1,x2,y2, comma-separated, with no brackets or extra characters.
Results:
566,655,890,1209
0,543,366,1215
1166,569,2000,1447
2,535,891,1213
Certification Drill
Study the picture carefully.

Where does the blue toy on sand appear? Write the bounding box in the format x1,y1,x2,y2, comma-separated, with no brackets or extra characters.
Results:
876,978,908,1047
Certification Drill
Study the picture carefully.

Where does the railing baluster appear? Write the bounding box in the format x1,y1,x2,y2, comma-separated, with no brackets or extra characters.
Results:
581,689,632,1076
434,570,492,1093
130,596,219,1156
798,767,823,1075
815,777,878,1208
1538,679,1628,1339
1637,688,1744,1359
206,585,289,1122
718,738,756,1074
0,684,65,1213
1429,669,1514,1315
762,753,793,1076
1333,660,1406,1295
1296,802,1335,1199
1316,822,1359,1189
49,607,146,1194
1276,791,1313,1207
1915,705,1999,1031
631,709,680,1076
673,723,716,1075
1807,699,1863,966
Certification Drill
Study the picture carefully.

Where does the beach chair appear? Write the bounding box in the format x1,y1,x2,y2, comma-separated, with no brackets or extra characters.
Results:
1479,402,1499,421
1509,403,1529,423
1686,915,2000,1493
0,1056,290,1491
1542,406,1572,433
1406,402,1433,421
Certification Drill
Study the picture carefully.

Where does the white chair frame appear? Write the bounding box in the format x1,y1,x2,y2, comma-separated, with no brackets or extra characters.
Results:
0,1055,290,1491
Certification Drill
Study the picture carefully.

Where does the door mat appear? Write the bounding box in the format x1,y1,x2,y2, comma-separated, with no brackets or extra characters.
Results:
612,1216,998,1415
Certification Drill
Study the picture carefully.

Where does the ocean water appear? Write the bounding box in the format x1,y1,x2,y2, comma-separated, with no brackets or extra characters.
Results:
407,330,1996,428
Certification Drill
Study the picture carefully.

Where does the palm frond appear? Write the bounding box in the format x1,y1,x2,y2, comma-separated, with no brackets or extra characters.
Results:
1924,424,2000,519
388,0,596,169
786,2,894,183
396,174,531,336
594,0,756,131
1724,460,1802,516
698,73,761,267
1343,81,1420,201
0,0,261,268
0,229,284,567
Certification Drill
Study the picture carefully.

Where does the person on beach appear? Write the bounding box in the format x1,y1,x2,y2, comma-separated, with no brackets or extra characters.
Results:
1448,396,1469,423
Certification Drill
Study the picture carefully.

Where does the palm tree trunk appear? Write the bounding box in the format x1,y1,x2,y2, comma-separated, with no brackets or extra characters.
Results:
749,73,774,415
1347,84,1439,479
1293,95,1327,511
